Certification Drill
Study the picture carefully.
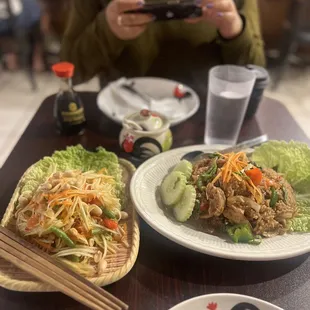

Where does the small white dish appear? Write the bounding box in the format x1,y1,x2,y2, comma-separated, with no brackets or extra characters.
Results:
130,144,310,261
169,293,282,310
97,77,200,126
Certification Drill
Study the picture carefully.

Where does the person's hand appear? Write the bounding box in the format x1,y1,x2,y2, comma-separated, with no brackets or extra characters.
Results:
105,0,154,40
186,0,243,39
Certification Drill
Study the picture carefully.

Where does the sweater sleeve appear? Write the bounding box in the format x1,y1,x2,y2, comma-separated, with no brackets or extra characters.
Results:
217,0,266,67
60,0,126,83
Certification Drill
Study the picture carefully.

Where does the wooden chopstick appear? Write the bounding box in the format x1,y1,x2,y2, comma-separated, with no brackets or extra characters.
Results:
0,227,128,310
0,239,115,310
0,242,112,310
0,227,127,310
1,235,121,310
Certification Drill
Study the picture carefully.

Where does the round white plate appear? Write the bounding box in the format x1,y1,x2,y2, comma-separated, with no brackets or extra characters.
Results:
97,77,200,126
169,293,282,310
130,144,310,261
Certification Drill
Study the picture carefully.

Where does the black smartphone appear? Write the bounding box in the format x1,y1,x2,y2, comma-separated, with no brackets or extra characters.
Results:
124,1,202,21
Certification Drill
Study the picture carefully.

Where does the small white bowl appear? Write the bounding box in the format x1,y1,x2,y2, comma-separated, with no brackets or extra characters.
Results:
169,293,283,310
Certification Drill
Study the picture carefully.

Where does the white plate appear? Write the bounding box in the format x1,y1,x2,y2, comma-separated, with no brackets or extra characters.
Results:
130,144,310,261
97,77,200,126
169,293,282,310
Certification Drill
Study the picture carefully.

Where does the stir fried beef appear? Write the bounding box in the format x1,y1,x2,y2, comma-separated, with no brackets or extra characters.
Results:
191,153,297,239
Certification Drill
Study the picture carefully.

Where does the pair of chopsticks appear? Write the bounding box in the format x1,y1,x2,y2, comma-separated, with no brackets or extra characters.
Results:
0,226,128,310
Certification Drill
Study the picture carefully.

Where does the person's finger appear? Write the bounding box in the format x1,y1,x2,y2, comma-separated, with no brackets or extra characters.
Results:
200,6,236,22
116,0,145,13
200,0,234,13
118,13,154,26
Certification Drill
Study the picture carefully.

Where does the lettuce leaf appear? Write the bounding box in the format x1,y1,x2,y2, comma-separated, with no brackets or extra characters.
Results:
287,198,310,232
252,141,310,232
19,145,124,208
252,141,310,193
19,157,55,195
51,145,122,186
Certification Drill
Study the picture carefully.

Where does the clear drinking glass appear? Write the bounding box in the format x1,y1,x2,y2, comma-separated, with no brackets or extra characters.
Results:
204,65,256,145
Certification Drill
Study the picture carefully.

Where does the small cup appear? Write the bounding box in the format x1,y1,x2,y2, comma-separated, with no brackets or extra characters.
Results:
119,110,173,159
244,65,270,119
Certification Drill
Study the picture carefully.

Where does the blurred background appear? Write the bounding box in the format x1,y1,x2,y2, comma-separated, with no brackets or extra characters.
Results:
0,0,310,165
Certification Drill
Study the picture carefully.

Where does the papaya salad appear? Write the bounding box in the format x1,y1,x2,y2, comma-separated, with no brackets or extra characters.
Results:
160,149,300,245
13,146,128,277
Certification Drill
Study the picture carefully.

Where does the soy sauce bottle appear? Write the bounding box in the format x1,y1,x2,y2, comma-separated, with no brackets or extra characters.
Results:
52,62,86,135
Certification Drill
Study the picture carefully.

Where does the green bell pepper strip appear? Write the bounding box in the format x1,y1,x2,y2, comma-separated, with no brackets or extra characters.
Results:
50,226,75,248
270,187,278,208
227,224,254,244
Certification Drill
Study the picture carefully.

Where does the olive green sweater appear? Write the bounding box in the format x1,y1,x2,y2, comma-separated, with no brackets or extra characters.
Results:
61,0,265,83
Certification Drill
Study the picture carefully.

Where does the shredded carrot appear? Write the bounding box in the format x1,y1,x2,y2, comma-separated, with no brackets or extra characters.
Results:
204,151,264,203
232,172,243,182
248,179,263,203
219,151,249,184
211,171,223,184
222,153,234,183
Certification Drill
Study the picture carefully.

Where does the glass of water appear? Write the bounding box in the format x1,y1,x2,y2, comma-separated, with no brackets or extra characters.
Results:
205,65,256,145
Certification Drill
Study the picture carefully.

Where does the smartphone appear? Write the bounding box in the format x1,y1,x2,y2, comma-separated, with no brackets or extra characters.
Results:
124,1,202,21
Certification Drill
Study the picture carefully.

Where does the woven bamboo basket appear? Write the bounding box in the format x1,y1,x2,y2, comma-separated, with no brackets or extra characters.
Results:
0,158,139,292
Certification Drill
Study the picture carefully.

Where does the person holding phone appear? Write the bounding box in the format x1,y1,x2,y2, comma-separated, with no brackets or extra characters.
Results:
61,0,265,85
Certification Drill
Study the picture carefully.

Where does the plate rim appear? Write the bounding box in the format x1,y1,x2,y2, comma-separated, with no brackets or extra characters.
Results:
169,293,283,310
97,76,200,127
130,144,310,261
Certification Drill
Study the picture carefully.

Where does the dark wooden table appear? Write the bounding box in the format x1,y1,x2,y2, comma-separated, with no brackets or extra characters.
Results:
0,92,309,310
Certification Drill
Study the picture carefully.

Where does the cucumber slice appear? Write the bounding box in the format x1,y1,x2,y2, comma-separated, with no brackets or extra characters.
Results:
173,185,196,222
160,171,187,206
173,160,193,180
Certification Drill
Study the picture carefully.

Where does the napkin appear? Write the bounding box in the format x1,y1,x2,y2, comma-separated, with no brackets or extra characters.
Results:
108,78,186,121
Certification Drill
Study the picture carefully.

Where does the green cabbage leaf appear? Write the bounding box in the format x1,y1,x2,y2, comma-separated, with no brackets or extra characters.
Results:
18,145,124,208
252,141,310,232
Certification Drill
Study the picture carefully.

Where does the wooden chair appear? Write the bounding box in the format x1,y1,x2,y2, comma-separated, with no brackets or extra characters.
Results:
272,0,310,88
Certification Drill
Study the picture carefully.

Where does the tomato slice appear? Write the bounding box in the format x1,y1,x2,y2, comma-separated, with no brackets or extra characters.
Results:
26,214,40,230
245,168,263,186
200,204,209,212
103,218,118,230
